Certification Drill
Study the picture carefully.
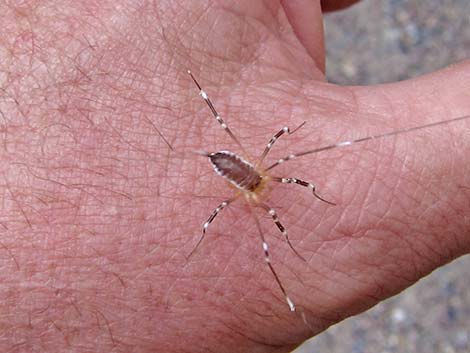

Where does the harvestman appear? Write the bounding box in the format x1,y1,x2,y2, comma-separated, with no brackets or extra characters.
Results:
186,70,469,312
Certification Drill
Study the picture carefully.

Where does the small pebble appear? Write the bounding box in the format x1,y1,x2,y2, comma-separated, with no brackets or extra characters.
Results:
391,307,407,324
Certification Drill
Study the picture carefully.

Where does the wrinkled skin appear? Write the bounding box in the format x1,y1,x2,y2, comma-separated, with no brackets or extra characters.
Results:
1,1,469,352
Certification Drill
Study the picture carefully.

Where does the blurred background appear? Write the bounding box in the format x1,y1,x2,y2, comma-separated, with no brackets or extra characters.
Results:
294,0,470,352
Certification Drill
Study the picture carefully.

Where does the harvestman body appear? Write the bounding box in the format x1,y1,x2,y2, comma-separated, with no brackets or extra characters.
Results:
186,70,469,312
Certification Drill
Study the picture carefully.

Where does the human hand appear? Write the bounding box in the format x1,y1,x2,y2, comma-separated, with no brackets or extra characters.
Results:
1,1,469,353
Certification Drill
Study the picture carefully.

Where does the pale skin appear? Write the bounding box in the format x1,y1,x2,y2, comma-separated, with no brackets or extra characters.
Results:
1,0,470,352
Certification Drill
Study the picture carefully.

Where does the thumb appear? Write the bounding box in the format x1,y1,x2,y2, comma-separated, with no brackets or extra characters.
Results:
349,60,470,257
356,61,470,127
283,62,470,333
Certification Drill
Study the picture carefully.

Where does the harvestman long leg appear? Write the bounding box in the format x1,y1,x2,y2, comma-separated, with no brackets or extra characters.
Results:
255,122,306,167
187,70,246,154
273,177,336,205
263,116,470,204
248,203,296,311
188,197,237,258
258,203,306,262
264,114,470,172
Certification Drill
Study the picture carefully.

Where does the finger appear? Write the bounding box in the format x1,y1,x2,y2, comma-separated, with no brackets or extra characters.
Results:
280,0,325,72
321,0,362,12
162,1,326,84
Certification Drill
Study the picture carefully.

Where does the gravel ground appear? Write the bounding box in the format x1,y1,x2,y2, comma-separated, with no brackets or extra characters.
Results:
324,0,469,84
294,1,470,352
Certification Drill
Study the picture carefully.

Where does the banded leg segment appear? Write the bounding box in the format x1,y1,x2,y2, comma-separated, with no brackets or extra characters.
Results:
248,204,296,311
258,203,306,262
264,115,470,172
187,70,245,152
188,198,235,258
256,122,306,167
274,177,336,205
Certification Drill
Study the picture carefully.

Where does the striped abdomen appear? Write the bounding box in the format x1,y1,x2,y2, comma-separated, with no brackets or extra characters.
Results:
209,151,262,192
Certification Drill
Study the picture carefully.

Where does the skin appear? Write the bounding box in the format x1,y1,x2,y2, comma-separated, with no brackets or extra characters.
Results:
1,0,469,352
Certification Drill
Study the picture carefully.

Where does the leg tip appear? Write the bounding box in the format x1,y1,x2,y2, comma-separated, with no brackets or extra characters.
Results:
287,296,296,312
